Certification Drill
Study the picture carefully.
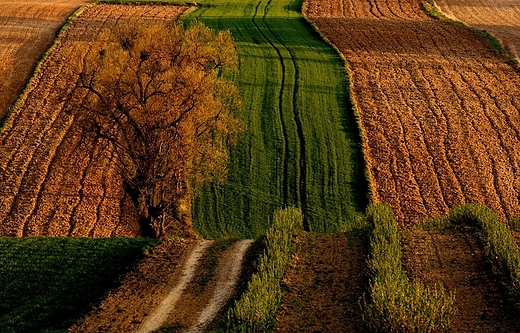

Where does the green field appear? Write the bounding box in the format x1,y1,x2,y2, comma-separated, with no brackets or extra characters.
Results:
185,0,367,238
0,237,156,333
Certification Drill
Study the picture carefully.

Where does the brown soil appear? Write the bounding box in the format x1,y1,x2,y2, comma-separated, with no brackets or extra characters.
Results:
436,0,520,60
70,238,253,333
306,0,520,226
69,238,196,333
0,4,187,237
275,231,369,333
0,0,94,120
403,228,518,332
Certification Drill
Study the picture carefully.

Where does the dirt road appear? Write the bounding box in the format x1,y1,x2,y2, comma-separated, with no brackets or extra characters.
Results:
69,239,253,333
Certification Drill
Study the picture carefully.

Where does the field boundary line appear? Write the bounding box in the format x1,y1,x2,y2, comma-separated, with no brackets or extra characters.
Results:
0,4,93,133
301,1,374,203
422,0,520,68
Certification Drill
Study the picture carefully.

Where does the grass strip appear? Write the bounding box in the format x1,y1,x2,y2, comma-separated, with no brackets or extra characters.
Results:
0,237,157,333
182,0,367,238
363,204,454,333
227,207,302,332
447,204,520,308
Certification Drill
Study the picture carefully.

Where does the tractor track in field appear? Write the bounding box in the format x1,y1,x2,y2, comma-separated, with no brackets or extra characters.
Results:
0,4,188,237
251,0,309,229
306,0,520,225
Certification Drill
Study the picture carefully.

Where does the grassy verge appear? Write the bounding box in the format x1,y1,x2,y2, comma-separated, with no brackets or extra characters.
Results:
447,204,520,308
226,207,302,332
0,237,157,333
363,204,455,332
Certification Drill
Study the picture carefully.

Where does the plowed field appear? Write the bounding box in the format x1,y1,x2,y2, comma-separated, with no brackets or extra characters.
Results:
436,0,520,60
0,5,187,237
403,228,518,331
0,0,93,120
306,0,520,224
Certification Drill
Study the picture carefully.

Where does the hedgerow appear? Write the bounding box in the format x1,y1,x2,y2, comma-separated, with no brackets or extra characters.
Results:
363,204,455,332
227,207,302,332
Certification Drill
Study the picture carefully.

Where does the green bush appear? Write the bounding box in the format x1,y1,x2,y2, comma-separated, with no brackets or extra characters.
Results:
363,204,454,333
227,207,302,332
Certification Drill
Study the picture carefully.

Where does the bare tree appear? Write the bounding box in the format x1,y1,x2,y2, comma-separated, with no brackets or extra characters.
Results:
66,21,243,237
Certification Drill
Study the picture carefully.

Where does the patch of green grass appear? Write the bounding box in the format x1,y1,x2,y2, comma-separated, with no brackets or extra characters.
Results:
182,0,367,238
227,207,302,332
0,237,157,333
363,204,455,333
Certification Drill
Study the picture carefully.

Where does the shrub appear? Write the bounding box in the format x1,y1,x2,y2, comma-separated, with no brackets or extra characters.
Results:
227,207,302,332
363,204,455,333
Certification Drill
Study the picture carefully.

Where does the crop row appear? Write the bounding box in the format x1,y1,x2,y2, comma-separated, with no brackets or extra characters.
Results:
186,0,367,238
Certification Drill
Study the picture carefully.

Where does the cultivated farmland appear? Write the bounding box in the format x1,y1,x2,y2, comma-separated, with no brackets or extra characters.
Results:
0,5,187,237
0,0,93,121
187,0,367,238
436,0,520,60
307,0,520,225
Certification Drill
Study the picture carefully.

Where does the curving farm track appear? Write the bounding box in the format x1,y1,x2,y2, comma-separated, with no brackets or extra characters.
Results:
0,5,187,237
436,0,520,60
0,0,94,120
307,0,520,224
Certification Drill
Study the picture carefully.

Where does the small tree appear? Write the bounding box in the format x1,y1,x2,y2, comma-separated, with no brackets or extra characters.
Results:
66,21,243,237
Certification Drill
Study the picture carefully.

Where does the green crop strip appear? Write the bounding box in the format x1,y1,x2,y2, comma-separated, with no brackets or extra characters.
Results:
363,204,455,332
0,237,156,333
179,0,367,238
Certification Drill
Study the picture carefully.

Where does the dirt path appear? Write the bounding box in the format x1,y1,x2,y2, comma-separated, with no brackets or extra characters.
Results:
403,228,518,332
184,239,254,333
69,239,253,332
0,0,94,120
136,240,213,333
306,0,520,225
275,232,369,332
436,0,520,60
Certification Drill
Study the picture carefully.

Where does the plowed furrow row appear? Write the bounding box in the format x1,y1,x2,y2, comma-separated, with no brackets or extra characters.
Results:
437,0,520,60
307,0,520,224
0,5,186,236
403,229,518,331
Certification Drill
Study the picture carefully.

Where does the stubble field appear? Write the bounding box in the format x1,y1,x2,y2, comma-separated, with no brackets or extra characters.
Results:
307,0,520,225
0,4,187,237
0,0,93,120
436,0,520,60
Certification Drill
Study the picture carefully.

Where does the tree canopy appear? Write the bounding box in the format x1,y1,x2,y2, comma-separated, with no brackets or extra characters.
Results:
66,21,243,237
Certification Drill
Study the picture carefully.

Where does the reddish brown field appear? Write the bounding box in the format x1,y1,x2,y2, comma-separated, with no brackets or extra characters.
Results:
0,0,94,120
403,228,518,331
436,0,520,60
306,0,520,225
275,232,369,333
0,5,187,237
